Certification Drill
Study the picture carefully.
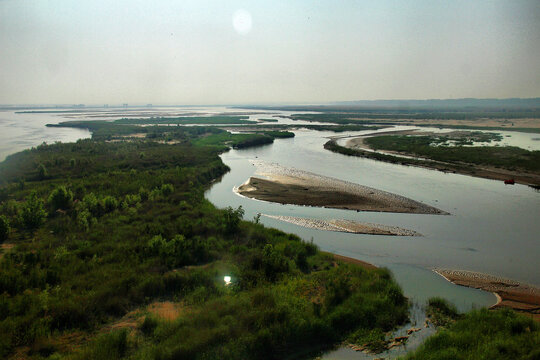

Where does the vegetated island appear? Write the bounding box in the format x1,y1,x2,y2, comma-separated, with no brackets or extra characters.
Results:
434,269,540,321
324,130,540,187
263,214,422,236
236,161,447,214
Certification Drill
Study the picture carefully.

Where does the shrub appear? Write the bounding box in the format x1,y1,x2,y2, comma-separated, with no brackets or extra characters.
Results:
102,196,118,213
19,191,47,230
427,297,459,327
0,215,9,242
160,184,174,196
82,193,100,216
37,164,48,180
224,206,244,234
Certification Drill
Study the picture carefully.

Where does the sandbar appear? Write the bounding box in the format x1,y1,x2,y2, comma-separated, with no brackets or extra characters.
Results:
434,269,540,321
263,214,421,236
236,161,447,214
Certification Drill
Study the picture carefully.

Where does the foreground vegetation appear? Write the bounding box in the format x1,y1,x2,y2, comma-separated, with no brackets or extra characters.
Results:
0,126,408,359
404,301,539,360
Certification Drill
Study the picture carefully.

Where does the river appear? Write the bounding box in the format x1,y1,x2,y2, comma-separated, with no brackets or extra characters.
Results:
2,107,539,358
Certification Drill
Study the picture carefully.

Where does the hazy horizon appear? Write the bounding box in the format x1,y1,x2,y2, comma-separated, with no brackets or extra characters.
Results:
1,1,539,105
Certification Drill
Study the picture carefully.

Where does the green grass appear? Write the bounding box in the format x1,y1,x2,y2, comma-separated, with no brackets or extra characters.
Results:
403,308,539,360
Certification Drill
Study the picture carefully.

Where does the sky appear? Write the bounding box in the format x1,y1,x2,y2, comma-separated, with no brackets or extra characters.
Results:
1,0,539,105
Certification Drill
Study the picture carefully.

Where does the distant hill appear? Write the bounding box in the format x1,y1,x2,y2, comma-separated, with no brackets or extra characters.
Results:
333,98,540,109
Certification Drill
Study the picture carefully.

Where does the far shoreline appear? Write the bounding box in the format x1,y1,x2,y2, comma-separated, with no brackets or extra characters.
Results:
333,133,540,187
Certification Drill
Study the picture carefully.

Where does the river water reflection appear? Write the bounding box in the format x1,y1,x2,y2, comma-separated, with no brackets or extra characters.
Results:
207,129,540,313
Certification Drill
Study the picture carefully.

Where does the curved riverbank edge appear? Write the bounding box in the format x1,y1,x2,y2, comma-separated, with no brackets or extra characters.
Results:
237,161,448,215
433,269,540,321
321,252,379,270
334,134,540,187
263,214,422,236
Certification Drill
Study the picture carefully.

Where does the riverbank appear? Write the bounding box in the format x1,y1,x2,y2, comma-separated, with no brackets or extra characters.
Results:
323,252,378,270
237,162,447,214
263,214,422,236
434,269,540,321
332,136,540,187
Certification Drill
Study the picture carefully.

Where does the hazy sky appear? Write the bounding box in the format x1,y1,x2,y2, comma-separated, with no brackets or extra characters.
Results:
1,0,539,105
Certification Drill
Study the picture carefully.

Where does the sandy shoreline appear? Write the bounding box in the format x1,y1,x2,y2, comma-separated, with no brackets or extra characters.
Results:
237,161,447,215
263,214,421,236
434,269,540,321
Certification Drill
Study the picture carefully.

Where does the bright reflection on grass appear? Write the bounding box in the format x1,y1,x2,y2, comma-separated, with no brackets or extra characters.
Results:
224,276,232,286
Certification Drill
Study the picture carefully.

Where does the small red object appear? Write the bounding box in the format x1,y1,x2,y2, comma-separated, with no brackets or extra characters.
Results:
504,179,515,185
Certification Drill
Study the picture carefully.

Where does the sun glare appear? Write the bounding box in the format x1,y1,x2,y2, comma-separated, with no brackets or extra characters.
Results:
232,9,252,35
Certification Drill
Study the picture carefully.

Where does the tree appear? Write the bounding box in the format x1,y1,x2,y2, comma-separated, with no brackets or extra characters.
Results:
48,186,73,211
20,191,47,230
224,206,244,234
0,215,9,242
37,164,48,180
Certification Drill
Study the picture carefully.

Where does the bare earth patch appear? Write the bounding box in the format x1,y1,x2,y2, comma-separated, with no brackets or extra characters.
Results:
147,301,184,321
0,243,15,259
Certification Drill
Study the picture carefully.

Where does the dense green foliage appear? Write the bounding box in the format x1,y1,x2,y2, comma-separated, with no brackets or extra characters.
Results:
365,135,540,172
404,308,539,360
257,130,295,138
192,132,275,150
0,215,8,242
0,129,408,359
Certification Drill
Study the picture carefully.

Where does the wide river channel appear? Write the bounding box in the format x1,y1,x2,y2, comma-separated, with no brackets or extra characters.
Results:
205,127,539,358
2,107,539,359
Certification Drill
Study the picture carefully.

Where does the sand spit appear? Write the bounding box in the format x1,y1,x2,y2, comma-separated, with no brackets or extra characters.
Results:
263,214,422,236
237,161,447,214
434,269,540,321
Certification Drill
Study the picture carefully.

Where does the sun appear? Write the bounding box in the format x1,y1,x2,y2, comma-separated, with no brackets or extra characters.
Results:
232,9,252,35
